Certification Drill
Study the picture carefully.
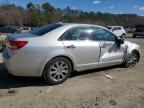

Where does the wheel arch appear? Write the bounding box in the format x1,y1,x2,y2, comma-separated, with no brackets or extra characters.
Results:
40,55,75,76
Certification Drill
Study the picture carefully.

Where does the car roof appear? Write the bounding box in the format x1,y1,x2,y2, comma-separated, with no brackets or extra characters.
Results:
107,26,123,28
60,22,98,26
59,23,105,29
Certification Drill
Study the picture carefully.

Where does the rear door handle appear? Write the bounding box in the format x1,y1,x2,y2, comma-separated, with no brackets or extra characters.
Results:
66,45,76,49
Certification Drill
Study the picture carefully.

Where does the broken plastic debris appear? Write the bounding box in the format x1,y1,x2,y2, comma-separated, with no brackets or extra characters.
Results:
109,100,117,106
8,88,16,94
104,74,114,80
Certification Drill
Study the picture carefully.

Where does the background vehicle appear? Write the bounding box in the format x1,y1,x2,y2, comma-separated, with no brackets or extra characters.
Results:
133,25,144,38
21,27,32,33
0,43,2,51
0,26,21,51
125,28,135,33
3,23,140,85
106,26,126,38
0,42,5,51
0,26,21,33
0,34,6,51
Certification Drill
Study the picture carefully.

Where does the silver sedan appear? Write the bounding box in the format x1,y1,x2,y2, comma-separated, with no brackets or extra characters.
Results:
3,23,140,84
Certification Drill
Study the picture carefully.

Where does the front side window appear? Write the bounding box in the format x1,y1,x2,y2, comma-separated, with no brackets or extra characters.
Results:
93,27,116,41
61,27,93,41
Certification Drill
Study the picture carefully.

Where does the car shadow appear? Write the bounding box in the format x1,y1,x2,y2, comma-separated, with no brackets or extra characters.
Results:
0,63,123,89
71,65,122,78
0,63,48,89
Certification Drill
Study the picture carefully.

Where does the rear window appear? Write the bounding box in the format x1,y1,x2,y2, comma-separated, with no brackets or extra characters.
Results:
30,24,63,35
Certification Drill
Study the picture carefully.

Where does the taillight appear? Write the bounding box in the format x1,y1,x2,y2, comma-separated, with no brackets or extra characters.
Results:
7,40,28,50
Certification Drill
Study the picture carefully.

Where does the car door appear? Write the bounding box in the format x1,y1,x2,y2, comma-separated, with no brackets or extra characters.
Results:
93,27,126,68
61,27,100,71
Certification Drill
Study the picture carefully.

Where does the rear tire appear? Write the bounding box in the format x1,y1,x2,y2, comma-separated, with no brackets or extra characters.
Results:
43,57,72,85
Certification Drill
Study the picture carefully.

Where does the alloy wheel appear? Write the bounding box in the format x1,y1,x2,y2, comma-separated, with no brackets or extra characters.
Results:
127,51,139,67
49,61,69,82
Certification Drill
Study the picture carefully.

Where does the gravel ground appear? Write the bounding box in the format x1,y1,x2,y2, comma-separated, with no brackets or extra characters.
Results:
0,34,144,108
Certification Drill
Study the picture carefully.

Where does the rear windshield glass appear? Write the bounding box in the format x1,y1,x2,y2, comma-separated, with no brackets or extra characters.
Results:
30,24,63,35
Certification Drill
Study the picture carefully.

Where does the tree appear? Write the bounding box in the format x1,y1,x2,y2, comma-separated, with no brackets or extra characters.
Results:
0,2,143,27
27,2,35,9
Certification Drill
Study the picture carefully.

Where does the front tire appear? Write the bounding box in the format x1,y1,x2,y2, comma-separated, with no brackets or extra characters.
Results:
43,57,72,85
123,51,139,68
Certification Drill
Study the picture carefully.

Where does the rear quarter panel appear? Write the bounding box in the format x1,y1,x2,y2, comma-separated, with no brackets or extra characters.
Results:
22,36,68,76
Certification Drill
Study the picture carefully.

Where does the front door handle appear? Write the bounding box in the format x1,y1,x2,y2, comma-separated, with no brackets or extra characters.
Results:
66,45,76,49
100,42,113,48
100,43,106,48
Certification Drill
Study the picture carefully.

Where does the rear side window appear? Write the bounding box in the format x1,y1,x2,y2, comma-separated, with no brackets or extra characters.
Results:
30,24,62,35
61,27,93,41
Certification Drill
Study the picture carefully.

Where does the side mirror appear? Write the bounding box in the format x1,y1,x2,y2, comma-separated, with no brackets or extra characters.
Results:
116,37,124,46
120,38,124,44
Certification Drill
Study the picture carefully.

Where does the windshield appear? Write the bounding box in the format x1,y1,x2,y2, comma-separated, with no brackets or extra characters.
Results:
30,24,63,35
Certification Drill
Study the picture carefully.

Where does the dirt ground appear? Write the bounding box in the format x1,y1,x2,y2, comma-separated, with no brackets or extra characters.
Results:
0,34,144,108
